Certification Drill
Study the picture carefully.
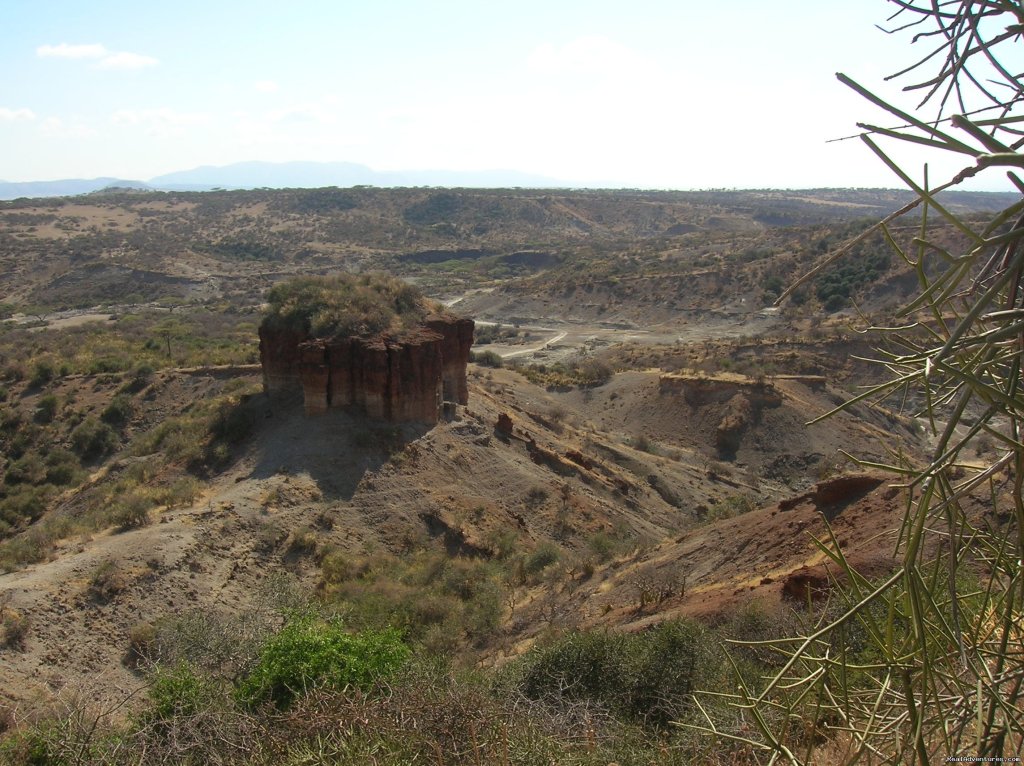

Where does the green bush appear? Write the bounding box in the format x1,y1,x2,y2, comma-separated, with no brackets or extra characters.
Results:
33,395,58,424
514,620,721,728
120,363,154,393
197,238,276,262
520,355,613,389
285,526,318,557
29,360,55,388
0,485,53,528
0,727,53,765
44,448,82,486
87,356,130,374
469,349,503,368
235,617,409,710
69,417,118,461
814,248,889,311
155,477,201,508
4,453,47,486
208,398,253,444
320,549,355,584
140,663,211,723
461,579,503,640
108,493,152,531
706,493,756,521
523,542,560,576
0,406,23,433
402,191,462,225
1,364,25,383
471,322,507,344
575,356,613,386
587,531,623,563
262,273,432,340
100,394,133,426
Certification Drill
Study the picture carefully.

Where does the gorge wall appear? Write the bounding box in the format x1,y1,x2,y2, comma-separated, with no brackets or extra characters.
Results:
659,372,784,459
259,316,474,424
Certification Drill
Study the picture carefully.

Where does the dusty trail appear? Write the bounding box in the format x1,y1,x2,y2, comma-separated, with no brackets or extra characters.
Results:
500,331,568,359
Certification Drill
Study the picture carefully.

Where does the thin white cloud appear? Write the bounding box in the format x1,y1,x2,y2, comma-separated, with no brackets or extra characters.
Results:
111,107,206,125
96,52,159,70
111,108,208,137
254,80,280,93
37,42,158,70
0,107,36,121
37,43,108,59
39,116,96,138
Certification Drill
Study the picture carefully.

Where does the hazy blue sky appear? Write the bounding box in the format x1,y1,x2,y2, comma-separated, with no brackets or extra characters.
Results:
0,1,1013,189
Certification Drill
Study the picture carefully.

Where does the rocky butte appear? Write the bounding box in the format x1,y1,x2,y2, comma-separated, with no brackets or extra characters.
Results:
258,274,474,424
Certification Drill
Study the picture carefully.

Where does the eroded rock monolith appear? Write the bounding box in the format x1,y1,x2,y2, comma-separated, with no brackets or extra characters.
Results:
259,315,474,423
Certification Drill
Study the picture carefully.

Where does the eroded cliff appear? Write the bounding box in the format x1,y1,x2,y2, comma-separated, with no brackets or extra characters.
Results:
259,315,474,423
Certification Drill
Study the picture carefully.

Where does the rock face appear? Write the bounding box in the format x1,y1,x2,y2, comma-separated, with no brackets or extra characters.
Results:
426,317,474,405
495,413,514,435
259,316,474,423
659,373,783,408
659,373,783,459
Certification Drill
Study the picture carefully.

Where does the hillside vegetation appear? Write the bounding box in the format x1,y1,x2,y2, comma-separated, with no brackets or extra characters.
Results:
0,182,1017,764
0,187,1008,320
261,273,438,339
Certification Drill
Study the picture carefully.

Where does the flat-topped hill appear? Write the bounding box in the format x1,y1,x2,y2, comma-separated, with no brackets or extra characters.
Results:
260,272,440,341
258,274,474,422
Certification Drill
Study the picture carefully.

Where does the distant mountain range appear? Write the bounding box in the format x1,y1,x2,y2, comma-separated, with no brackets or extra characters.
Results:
3,163,1020,203
0,161,568,200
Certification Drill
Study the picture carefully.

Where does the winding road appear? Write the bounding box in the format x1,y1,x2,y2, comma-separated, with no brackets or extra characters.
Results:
500,330,568,359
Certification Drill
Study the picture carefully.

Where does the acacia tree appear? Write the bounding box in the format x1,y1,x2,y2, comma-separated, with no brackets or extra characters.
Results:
693,3,1024,763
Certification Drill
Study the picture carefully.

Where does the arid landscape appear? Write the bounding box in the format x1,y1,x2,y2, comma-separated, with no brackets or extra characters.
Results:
0,182,1018,764
2,0,1022,760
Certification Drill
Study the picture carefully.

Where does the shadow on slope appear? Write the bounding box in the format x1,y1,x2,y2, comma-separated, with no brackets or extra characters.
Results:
242,395,431,501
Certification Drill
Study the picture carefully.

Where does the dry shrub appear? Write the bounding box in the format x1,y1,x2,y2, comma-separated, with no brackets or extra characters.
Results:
285,526,318,557
2,609,30,651
87,560,127,603
127,621,158,664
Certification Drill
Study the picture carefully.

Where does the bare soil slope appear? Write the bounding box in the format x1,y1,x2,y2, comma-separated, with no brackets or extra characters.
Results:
0,358,926,712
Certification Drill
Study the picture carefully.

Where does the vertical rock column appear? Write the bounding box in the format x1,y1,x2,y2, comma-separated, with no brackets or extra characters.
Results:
354,338,391,419
258,326,309,397
297,340,330,416
428,316,475,405
388,330,445,422
327,338,355,409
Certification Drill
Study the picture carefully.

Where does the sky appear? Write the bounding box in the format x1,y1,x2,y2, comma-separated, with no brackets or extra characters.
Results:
0,0,1017,190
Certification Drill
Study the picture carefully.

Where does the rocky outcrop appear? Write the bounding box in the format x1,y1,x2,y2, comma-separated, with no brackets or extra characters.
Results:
660,373,783,459
777,474,887,520
259,327,308,397
781,566,832,603
259,316,474,424
715,394,753,457
659,373,783,408
426,317,474,406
